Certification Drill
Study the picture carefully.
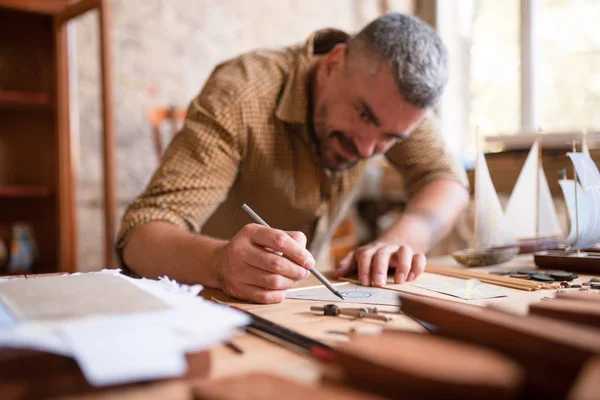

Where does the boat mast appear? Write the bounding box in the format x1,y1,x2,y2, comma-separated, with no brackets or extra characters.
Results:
473,126,480,250
573,138,580,254
536,128,542,239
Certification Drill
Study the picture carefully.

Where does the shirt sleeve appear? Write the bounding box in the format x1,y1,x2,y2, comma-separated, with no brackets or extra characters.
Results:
384,112,469,197
115,83,245,266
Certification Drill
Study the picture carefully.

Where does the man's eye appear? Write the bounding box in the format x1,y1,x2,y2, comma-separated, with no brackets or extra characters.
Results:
358,109,369,122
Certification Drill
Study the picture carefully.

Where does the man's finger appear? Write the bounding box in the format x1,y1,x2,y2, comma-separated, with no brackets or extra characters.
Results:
393,245,413,284
249,225,315,269
285,231,307,248
356,247,379,286
241,284,287,304
371,245,397,287
408,253,427,281
245,245,308,281
244,266,297,290
335,250,356,277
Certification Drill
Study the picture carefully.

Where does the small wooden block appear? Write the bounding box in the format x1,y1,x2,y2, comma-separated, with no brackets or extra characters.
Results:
530,300,600,328
0,348,210,399
334,332,524,400
568,357,600,400
193,372,384,400
399,293,600,399
555,291,600,303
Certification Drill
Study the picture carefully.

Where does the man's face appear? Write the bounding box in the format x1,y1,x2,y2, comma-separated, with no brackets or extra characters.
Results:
311,45,428,171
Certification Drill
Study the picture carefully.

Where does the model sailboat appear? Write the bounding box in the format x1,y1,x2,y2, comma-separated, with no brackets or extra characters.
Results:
452,129,519,267
503,135,563,253
534,135,600,273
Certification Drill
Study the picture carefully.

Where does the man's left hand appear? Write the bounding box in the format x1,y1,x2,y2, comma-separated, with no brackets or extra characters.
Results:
335,241,426,286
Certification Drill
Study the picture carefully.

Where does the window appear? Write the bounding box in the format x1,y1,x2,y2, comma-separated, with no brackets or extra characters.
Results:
540,0,600,132
437,0,600,157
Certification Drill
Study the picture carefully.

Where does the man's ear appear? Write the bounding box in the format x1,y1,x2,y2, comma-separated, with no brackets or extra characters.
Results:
323,43,347,76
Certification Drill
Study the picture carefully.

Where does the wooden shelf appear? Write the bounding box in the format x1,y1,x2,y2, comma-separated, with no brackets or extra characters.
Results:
0,0,68,15
0,186,52,198
0,91,51,110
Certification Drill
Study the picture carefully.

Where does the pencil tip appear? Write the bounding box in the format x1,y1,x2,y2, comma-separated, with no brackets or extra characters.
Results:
335,292,345,300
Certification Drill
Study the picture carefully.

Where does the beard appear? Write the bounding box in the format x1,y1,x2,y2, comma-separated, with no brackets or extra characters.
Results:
310,106,360,172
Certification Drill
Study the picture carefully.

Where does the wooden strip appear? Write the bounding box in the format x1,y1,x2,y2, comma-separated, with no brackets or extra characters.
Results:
530,300,600,328
568,357,600,400
55,0,99,25
334,332,524,400
556,291,600,303
426,264,553,291
0,0,68,14
99,0,117,269
399,293,600,399
54,9,77,273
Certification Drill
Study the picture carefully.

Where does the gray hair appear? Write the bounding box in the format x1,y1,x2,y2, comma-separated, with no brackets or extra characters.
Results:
346,13,449,109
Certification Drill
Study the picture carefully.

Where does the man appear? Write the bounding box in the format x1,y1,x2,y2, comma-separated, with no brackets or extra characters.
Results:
117,13,469,304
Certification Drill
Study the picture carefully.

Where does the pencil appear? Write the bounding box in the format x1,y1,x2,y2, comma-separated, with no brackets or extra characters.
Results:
242,203,345,300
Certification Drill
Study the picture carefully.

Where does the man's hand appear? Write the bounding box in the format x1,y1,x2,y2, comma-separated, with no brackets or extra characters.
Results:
335,241,426,286
214,223,315,303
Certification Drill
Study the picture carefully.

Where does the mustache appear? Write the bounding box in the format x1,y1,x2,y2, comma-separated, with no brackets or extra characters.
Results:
330,130,358,157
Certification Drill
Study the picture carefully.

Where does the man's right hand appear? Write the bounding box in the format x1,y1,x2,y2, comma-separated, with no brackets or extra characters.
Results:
213,223,315,304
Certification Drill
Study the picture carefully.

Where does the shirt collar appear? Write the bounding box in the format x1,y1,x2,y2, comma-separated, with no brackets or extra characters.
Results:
275,28,350,125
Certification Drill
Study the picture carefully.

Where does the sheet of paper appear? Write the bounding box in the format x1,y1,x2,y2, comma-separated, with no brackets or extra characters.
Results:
0,300,16,330
287,283,399,305
0,270,251,387
411,279,510,300
0,273,169,321
60,316,186,387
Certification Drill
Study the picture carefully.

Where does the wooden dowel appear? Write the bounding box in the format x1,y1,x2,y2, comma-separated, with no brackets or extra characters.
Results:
99,0,117,269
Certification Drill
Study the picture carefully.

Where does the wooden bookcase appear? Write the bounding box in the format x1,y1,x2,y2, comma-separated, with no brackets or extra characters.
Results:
0,0,116,275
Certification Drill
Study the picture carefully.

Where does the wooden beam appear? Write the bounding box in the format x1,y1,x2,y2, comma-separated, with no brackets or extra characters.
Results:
99,0,117,269
55,0,99,25
0,0,68,14
54,13,76,273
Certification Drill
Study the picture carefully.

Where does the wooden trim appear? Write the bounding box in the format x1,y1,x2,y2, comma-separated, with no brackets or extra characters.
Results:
99,0,117,269
55,0,99,25
0,0,68,14
54,16,76,273
413,0,437,28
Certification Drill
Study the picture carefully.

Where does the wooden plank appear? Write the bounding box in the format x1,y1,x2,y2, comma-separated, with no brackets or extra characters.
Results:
0,348,209,399
568,357,600,400
334,332,524,400
194,372,384,400
530,300,600,329
55,0,99,25
556,291,600,303
399,293,600,399
0,0,67,14
54,14,76,274
99,0,117,270
0,186,52,198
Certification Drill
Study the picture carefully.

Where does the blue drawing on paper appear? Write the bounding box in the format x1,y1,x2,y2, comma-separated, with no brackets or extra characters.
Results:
340,290,374,299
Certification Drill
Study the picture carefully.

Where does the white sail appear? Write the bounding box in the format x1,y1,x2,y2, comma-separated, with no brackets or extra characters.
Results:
558,179,589,244
504,140,563,239
568,153,600,249
474,148,516,248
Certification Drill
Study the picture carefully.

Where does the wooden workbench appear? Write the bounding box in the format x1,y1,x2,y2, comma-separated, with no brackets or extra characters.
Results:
54,253,598,399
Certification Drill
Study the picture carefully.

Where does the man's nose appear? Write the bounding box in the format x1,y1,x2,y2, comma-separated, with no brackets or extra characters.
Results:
354,137,378,158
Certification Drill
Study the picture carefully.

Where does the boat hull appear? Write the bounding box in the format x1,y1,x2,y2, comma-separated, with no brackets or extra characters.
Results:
452,245,520,268
533,250,600,274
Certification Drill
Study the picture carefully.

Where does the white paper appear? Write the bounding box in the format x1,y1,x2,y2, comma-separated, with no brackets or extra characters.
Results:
411,279,510,300
60,317,186,387
287,283,399,305
0,270,251,387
